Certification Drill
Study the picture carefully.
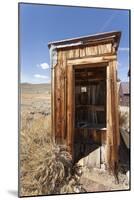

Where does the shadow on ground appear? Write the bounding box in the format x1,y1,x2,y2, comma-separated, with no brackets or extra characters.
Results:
8,190,18,197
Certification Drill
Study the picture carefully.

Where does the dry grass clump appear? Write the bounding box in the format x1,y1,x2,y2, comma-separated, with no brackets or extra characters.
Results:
20,114,83,197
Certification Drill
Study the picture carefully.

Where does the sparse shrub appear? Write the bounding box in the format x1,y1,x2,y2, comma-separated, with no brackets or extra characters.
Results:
20,115,83,196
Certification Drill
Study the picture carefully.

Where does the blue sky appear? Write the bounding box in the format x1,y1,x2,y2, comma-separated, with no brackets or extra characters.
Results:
20,3,130,83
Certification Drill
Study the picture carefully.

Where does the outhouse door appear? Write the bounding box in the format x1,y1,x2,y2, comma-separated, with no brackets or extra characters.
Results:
66,59,119,170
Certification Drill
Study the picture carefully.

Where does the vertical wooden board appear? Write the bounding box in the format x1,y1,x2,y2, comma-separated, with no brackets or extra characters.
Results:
106,64,113,167
90,46,93,55
67,64,74,155
85,45,98,56
55,51,63,143
106,60,119,174
60,51,67,142
110,61,120,160
101,44,105,54
80,47,86,57
98,44,101,54
94,45,98,55
98,45,102,55
102,44,110,54
74,48,80,58
114,60,120,146
112,44,116,54
93,129,101,144
51,61,56,140
106,43,112,53
91,46,97,55
101,130,106,144
67,49,74,59
110,61,116,158
80,43,112,57
102,44,106,54
98,43,112,55
110,68,116,167
107,64,113,144
85,46,92,56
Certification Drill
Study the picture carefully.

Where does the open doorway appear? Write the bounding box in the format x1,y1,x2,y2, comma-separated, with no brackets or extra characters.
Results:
74,65,107,165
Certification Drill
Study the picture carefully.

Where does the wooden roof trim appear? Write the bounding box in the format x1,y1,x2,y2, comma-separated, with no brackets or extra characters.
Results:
48,31,121,50
55,38,115,51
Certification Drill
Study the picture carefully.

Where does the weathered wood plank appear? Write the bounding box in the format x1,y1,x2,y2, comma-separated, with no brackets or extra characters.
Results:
110,61,120,164
74,48,80,58
105,60,119,174
98,44,103,55
85,46,92,56
51,62,56,140
114,60,120,146
67,64,74,155
67,55,117,65
106,43,112,53
55,60,61,142
67,49,74,59
60,51,67,143
80,47,86,57
54,50,68,144
106,64,113,167
85,43,112,57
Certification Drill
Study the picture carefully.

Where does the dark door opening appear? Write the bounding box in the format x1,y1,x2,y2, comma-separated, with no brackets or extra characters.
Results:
74,65,106,163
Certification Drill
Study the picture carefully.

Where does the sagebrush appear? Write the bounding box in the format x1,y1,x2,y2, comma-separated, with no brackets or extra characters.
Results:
20,114,83,196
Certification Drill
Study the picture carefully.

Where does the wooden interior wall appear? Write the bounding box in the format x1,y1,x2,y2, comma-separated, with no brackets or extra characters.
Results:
74,66,106,165
53,41,119,167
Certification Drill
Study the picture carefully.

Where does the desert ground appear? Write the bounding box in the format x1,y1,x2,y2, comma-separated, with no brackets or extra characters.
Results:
19,83,130,197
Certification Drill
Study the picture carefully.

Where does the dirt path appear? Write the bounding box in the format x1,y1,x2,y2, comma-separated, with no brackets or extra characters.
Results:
80,167,129,192
80,177,110,192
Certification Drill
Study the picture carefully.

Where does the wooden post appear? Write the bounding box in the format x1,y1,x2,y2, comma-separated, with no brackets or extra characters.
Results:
110,60,120,177
106,60,120,177
55,51,63,143
67,65,75,157
60,51,67,143
51,62,55,142
106,63,113,169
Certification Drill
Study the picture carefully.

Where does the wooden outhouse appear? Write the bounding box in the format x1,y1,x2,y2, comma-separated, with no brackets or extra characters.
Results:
48,31,121,173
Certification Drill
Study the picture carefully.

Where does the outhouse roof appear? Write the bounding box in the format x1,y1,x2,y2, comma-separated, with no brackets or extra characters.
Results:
48,31,121,50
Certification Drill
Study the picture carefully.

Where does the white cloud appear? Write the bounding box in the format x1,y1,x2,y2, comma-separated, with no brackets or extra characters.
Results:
34,74,49,79
37,62,49,70
118,47,129,52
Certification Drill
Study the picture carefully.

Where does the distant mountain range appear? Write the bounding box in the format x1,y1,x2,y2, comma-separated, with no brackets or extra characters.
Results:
21,82,51,85
21,83,51,93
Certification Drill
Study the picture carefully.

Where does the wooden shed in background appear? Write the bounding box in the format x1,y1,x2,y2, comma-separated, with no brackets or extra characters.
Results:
48,31,121,173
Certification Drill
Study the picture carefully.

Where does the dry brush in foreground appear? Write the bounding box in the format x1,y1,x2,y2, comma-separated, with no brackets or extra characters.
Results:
20,114,84,196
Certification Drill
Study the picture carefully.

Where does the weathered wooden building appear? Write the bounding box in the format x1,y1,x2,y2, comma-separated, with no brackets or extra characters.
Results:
119,82,129,106
48,31,121,173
